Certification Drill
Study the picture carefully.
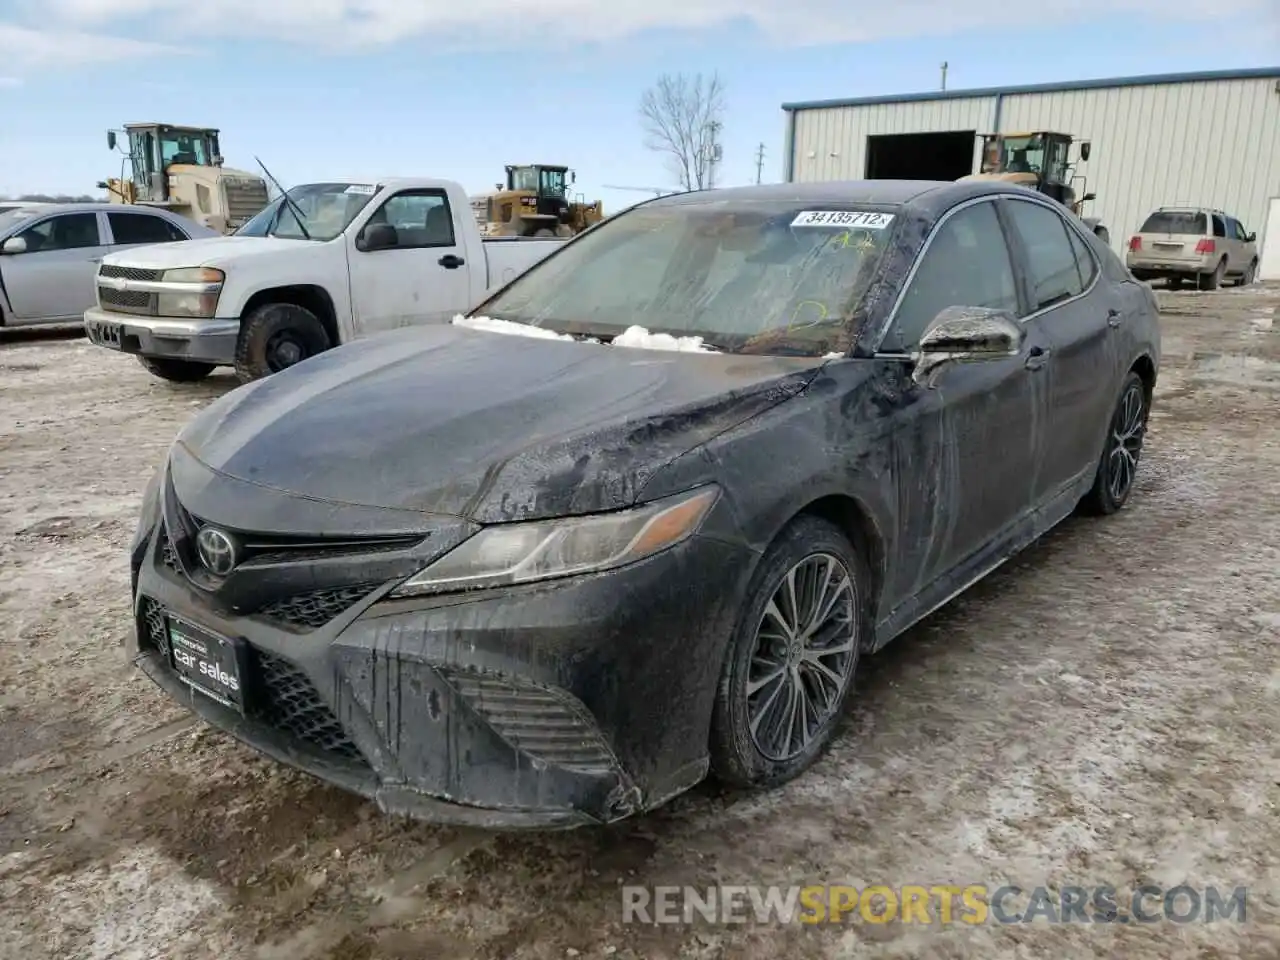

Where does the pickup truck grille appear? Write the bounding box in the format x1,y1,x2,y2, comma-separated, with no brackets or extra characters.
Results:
99,289,156,315
99,265,162,282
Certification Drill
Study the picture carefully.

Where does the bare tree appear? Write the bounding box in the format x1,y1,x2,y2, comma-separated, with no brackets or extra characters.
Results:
639,72,726,192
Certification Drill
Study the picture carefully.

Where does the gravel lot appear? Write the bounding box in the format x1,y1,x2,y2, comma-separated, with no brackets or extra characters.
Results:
1,284,1278,960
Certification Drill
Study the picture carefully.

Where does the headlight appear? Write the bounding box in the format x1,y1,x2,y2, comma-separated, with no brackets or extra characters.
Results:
159,266,223,318
391,485,719,597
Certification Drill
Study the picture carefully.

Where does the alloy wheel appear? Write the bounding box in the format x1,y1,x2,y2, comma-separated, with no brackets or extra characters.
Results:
1106,381,1146,502
747,553,858,762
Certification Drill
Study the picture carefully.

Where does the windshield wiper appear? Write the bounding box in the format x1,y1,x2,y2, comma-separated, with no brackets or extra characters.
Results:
254,156,311,240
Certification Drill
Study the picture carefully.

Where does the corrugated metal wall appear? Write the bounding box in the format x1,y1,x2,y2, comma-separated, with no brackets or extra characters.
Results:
790,77,1280,254
790,96,995,183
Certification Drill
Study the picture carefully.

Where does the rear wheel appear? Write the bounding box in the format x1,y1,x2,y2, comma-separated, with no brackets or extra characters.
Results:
710,516,868,789
137,356,216,382
234,303,331,383
533,228,556,238
1080,371,1148,516
1199,258,1226,291
1235,259,1258,287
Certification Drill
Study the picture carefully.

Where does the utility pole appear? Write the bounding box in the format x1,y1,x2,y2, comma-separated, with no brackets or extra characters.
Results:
754,142,766,184
940,61,949,91
705,121,723,189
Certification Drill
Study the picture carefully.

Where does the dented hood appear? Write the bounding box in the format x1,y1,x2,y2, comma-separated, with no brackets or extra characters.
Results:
176,324,821,523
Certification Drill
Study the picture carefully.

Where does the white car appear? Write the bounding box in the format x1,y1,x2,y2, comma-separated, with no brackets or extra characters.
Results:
83,178,567,383
0,203,218,328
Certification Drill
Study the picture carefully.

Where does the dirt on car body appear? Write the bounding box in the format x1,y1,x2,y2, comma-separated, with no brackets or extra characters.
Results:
2,285,1279,959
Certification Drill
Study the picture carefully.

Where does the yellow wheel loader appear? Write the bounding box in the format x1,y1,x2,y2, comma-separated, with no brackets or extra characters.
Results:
474,164,604,238
98,123,270,235
960,131,1110,246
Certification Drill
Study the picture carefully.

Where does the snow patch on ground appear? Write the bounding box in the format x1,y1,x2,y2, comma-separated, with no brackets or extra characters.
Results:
611,325,716,353
451,314,577,341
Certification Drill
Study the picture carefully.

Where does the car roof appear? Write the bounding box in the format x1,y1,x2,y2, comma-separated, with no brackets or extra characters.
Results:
1152,206,1225,216
645,179,1014,216
5,202,181,217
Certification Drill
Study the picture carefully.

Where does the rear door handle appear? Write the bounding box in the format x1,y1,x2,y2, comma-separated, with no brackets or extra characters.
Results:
1025,345,1051,371
1107,308,1122,328
438,254,464,269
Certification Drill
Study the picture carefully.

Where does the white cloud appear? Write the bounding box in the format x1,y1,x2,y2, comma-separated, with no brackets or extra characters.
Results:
3,0,1277,58
0,76,23,87
0,22,184,71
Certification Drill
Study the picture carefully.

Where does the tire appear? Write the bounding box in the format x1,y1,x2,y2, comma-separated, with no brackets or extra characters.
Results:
1079,371,1148,516
137,356,216,382
1234,259,1258,287
234,303,331,383
1167,276,1184,291
709,515,869,789
1199,258,1226,291
533,228,556,238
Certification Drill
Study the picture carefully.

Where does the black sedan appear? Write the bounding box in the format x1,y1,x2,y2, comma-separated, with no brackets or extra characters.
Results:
127,180,1160,828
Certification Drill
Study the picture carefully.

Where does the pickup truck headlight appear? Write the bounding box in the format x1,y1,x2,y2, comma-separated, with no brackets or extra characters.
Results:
390,485,719,597
158,266,224,318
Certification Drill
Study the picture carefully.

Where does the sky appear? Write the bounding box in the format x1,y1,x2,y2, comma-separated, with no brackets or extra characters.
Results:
0,0,1277,217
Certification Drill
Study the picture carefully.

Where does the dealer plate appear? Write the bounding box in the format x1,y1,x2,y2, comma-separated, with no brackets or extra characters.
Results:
167,616,245,714
88,320,123,350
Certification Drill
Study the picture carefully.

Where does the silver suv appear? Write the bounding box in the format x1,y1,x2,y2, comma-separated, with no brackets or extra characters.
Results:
1126,206,1258,290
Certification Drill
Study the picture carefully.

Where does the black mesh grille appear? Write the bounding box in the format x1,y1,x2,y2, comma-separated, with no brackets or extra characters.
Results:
158,524,180,572
443,671,616,774
99,288,156,315
99,264,162,281
255,650,363,759
256,583,380,630
139,596,170,658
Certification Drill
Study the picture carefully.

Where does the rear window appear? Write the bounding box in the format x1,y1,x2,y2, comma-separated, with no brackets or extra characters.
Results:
1140,211,1206,235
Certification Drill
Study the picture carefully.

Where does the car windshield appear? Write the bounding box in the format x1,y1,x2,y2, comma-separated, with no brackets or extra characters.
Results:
235,182,378,241
1140,211,1207,235
477,200,898,356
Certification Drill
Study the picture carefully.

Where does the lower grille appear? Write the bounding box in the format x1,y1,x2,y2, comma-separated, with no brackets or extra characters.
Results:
99,287,156,316
158,523,180,572
443,671,616,774
255,650,363,760
140,596,170,658
256,583,380,631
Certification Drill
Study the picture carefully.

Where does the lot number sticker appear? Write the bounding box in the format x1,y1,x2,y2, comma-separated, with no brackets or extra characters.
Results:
791,210,895,229
344,184,377,195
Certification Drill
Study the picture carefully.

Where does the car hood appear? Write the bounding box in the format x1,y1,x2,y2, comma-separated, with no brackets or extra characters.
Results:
176,324,823,523
102,235,314,270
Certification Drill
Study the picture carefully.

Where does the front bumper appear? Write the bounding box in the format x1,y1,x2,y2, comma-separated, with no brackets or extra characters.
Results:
131,509,754,828
85,307,240,365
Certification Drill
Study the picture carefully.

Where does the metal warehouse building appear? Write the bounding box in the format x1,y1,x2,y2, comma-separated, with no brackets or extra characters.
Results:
781,67,1280,270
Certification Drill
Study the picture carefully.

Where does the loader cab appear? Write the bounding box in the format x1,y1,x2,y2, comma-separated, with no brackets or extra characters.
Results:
108,123,224,203
977,131,1090,210
505,164,576,221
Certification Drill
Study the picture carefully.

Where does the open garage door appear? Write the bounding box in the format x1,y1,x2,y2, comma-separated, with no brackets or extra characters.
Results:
865,131,976,181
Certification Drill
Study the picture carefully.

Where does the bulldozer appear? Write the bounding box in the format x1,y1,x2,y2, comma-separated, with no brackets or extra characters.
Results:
474,164,604,238
98,123,270,235
959,131,1109,245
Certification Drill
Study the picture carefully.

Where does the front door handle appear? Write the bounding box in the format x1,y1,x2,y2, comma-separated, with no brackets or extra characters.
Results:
1107,308,1122,328
438,254,464,269
1025,345,1051,371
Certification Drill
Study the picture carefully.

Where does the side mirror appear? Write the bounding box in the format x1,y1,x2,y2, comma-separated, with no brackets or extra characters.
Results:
357,222,398,252
107,130,117,151
1247,232,1257,243
2,236,28,255
1079,141,1092,162
1082,192,1097,203
912,306,1024,386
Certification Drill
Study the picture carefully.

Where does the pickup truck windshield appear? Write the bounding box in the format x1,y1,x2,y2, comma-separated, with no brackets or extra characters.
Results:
478,199,896,356
235,182,378,241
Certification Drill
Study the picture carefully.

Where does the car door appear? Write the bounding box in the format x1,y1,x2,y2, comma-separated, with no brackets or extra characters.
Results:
0,211,109,323
1002,196,1117,507
345,188,472,337
880,197,1051,596
105,210,191,250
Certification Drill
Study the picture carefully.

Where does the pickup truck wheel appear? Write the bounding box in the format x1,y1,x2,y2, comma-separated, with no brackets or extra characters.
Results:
137,356,216,382
533,228,556,237
234,303,331,382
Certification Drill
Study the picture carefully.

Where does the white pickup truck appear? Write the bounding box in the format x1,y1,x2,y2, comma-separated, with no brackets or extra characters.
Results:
83,178,565,383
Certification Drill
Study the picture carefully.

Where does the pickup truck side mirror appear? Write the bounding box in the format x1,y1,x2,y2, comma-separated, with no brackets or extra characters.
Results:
911,306,1023,387
357,222,399,252
1,236,28,255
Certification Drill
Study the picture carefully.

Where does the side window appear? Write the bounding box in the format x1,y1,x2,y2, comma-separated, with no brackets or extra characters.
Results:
365,190,455,249
15,213,101,253
1223,218,1239,240
1211,215,1227,238
108,212,188,245
1066,225,1098,287
889,201,1018,349
1004,199,1084,312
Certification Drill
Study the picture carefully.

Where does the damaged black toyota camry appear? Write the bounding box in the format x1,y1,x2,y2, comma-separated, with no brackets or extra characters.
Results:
128,180,1160,828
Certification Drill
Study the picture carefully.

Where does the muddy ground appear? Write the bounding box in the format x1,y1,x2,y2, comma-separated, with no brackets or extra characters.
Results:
1,285,1277,960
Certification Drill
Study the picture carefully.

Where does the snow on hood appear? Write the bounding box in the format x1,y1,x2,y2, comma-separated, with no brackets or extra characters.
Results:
452,315,716,352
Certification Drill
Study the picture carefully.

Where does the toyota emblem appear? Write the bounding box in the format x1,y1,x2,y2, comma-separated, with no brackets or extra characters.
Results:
195,526,239,576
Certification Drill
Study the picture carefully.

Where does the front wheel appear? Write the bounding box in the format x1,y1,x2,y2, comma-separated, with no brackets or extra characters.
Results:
137,356,216,382
234,303,331,383
710,516,868,789
1079,371,1148,515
